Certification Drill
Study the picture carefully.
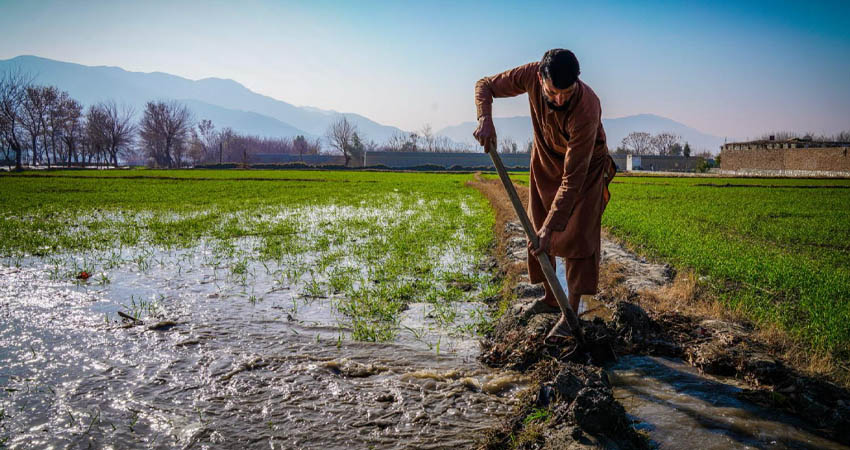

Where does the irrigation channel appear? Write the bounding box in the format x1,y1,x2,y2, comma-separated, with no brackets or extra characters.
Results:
2,240,848,448
609,355,847,449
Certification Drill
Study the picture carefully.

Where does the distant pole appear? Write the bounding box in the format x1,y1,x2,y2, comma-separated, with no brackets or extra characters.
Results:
219,141,222,164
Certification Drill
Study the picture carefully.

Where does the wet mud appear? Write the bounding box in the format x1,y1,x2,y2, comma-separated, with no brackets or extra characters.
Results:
475,212,850,449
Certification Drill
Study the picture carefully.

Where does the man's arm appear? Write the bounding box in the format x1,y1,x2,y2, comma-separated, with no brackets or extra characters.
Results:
541,97,601,231
474,62,538,119
473,63,538,149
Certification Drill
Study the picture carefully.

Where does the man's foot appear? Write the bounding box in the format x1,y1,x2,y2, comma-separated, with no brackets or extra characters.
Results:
516,297,560,319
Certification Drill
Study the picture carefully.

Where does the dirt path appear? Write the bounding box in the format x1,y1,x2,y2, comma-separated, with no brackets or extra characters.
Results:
468,176,850,449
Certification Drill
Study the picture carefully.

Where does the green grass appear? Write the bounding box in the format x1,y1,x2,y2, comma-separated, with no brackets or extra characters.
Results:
604,177,850,357
0,169,498,342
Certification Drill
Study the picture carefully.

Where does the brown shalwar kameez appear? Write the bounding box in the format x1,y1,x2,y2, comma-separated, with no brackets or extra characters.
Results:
475,62,615,303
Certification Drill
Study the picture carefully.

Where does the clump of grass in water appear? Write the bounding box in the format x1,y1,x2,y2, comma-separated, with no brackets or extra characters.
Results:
122,294,165,321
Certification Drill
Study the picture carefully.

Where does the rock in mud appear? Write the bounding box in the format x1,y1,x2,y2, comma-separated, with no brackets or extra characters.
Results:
480,362,648,449
545,364,638,438
481,306,618,370
611,301,681,357
480,312,558,371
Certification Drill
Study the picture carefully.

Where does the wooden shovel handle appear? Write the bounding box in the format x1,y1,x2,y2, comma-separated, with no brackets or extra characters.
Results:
486,143,584,343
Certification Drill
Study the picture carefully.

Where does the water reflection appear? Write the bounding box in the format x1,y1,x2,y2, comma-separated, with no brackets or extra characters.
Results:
609,355,848,449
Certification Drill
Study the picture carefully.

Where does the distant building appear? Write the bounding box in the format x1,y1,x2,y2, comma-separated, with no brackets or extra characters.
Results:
611,154,700,172
720,137,850,176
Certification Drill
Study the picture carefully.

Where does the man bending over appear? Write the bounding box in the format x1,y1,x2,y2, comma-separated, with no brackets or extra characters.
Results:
473,49,615,341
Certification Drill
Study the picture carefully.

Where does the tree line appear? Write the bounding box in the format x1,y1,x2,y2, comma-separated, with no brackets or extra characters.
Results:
613,131,695,157
0,70,326,170
324,117,527,166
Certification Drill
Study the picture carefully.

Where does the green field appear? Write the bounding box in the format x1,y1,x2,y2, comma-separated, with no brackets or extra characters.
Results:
505,173,850,358
0,169,498,341
5,169,850,358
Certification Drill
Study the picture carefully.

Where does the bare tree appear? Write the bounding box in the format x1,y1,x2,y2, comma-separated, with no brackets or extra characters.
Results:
650,132,681,156
420,124,436,152
57,94,83,166
218,127,234,164
621,131,653,155
0,69,31,170
499,137,518,154
196,119,220,162
97,101,135,167
85,104,109,167
45,89,69,165
21,85,53,166
385,131,415,152
139,100,192,168
325,116,358,166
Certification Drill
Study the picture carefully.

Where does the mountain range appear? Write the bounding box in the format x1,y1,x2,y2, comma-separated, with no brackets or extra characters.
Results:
0,55,400,142
1,55,724,153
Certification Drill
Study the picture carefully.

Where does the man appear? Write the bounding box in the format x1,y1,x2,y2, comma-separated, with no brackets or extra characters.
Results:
473,49,615,341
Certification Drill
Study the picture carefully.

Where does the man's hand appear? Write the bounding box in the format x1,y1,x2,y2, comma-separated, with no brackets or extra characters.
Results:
473,115,497,152
528,226,552,256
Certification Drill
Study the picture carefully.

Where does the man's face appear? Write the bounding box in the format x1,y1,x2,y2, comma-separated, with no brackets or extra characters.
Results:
538,73,577,111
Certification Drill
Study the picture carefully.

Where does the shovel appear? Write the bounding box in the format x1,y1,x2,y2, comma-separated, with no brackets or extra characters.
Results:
485,142,585,348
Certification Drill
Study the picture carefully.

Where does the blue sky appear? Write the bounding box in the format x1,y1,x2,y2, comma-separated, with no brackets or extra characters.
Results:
1,0,848,139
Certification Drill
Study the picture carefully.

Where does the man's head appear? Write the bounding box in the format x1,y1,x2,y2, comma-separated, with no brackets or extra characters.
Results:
538,49,580,110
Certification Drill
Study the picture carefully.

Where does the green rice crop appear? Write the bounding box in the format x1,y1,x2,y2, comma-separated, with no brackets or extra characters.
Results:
516,174,849,357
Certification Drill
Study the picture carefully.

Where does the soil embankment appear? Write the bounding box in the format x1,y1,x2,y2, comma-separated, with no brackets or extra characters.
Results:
468,175,850,449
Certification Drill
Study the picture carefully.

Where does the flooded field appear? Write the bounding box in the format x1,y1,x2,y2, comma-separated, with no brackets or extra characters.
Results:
0,171,529,448
0,241,527,448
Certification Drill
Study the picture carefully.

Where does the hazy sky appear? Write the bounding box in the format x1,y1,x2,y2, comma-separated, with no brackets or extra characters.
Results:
1,0,848,139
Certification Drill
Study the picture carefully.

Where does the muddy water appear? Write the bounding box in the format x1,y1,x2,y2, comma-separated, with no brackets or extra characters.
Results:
610,355,848,449
0,246,526,449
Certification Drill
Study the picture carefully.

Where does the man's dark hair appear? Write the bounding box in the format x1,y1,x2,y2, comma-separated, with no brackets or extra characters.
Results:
539,49,580,89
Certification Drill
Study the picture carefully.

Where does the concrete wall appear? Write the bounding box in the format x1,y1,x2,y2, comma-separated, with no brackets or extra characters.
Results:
253,154,348,165
363,151,531,169
611,155,698,172
721,147,850,172
612,155,627,171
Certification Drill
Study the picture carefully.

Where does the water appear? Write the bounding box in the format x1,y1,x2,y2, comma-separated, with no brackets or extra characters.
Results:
610,355,848,449
0,246,527,449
